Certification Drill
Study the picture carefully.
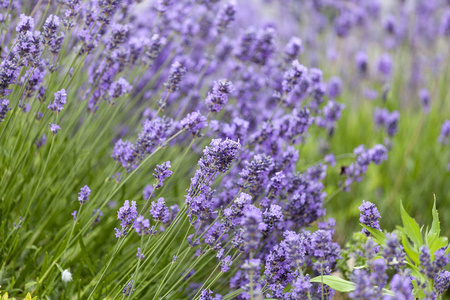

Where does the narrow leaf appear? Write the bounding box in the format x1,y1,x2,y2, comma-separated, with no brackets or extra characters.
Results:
430,195,440,237
400,202,423,247
310,275,355,292
360,224,386,245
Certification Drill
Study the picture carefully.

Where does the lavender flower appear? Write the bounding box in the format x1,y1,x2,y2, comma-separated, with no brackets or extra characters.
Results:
433,248,449,270
114,200,137,238
78,185,90,204
205,79,234,113
440,9,450,36
181,111,207,135
35,134,47,149
327,76,343,99
92,209,103,225
71,210,77,221
49,123,61,135
109,78,131,99
165,61,186,92
153,161,173,189
0,99,11,122
215,1,236,33
384,274,413,300
137,247,145,260
349,269,375,299
384,233,405,269
198,139,241,175
150,197,170,223
377,54,393,78
324,154,336,166
284,36,303,63
123,280,135,296
221,255,232,272
108,24,130,50
48,89,67,113
112,139,136,169
145,34,166,64
355,51,368,75
435,270,450,297
282,60,308,94
419,89,430,114
133,215,150,235
359,200,381,236
438,120,450,144
199,289,213,300
16,14,34,33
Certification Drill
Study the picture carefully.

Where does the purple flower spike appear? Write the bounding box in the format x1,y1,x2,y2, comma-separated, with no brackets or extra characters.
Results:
114,200,137,238
48,89,67,113
181,111,207,135
153,161,173,189
359,200,381,236
78,185,91,204
0,99,11,123
150,197,170,223
439,120,450,144
49,123,61,135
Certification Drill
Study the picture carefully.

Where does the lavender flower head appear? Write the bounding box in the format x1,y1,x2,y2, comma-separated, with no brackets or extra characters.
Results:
0,99,11,123
215,1,236,33
150,197,170,223
153,161,173,189
284,36,303,63
112,139,135,169
377,54,393,78
355,51,368,75
49,123,61,135
327,76,343,99
205,79,234,113
48,89,67,113
435,270,450,297
78,185,91,204
419,89,431,114
359,200,381,236
438,120,450,144
109,78,131,99
165,61,186,92
199,138,241,174
133,215,150,235
181,111,207,135
115,200,138,238
16,14,34,33
123,280,135,296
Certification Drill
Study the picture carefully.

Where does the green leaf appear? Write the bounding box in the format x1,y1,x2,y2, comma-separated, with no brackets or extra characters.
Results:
406,261,425,281
382,289,396,297
310,275,355,292
400,202,423,247
360,224,386,245
401,232,419,265
430,195,440,238
429,236,448,254
310,275,395,296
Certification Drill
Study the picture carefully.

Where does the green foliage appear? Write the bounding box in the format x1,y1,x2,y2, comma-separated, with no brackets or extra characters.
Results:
359,199,449,297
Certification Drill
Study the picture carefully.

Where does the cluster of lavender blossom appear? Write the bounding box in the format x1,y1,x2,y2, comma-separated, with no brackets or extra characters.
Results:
1,0,449,299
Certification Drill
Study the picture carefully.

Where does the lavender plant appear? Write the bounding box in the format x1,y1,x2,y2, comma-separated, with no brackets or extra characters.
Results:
0,0,449,300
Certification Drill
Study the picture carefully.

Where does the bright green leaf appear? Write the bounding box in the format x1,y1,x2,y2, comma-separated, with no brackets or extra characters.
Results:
400,202,423,247
310,275,355,293
360,225,386,245
430,195,440,238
